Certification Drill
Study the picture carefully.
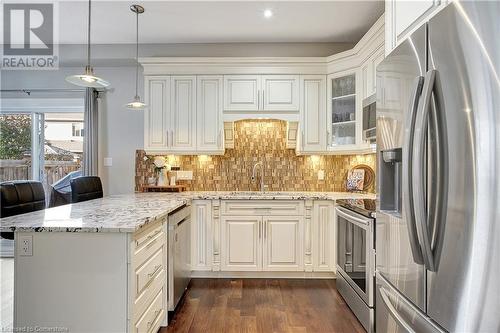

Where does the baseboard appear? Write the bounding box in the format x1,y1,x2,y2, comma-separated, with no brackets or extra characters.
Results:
190,270,336,279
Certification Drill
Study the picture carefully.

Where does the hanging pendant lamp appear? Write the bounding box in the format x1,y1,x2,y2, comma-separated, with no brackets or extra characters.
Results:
126,4,147,109
66,0,110,88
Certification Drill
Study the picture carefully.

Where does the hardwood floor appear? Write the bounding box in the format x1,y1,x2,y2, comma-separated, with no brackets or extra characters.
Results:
161,278,365,333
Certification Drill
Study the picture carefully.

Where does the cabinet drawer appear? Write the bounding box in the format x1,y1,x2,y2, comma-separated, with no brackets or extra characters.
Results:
134,286,165,333
135,246,165,298
133,223,165,268
221,200,304,216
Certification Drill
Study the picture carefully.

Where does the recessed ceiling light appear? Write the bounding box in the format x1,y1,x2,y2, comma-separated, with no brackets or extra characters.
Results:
263,9,273,18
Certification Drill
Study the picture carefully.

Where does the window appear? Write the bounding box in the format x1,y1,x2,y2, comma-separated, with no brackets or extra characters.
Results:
0,98,85,205
72,123,84,137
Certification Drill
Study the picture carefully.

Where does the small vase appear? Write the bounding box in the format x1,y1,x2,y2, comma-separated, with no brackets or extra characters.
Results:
157,170,168,186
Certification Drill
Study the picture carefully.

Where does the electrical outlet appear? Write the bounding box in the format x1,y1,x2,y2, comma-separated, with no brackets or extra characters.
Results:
19,235,33,256
318,170,325,180
176,170,193,180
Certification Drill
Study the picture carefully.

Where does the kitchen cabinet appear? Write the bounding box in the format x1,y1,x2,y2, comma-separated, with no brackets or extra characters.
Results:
312,201,335,272
327,71,361,150
299,75,327,153
263,216,304,271
361,48,385,99
144,77,170,151
169,76,197,152
223,75,299,112
223,75,260,111
221,216,262,271
144,75,224,154
191,200,213,271
261,75,300,111
196,76,224,153
385,0,448,55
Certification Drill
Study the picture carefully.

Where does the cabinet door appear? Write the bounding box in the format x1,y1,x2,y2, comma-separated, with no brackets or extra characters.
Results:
196,76,223,152
144,77,170,150
221,216,262,271
394,0,436,40
169,76,197,151
261,75,299,111
300,75,327,153
263,216,303,271
328,71,364,149
312,201,335,272
191,200,213,271
223,75,260,111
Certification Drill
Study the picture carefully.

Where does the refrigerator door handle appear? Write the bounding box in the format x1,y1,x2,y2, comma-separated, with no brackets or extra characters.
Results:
413,69,437,272
379,286,417,333
403,76,425,265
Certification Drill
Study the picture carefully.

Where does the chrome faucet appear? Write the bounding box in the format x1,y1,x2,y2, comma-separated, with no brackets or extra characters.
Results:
251,161,266,192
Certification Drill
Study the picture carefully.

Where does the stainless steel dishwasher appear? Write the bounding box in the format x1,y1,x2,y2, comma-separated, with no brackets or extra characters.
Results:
166,204,191,320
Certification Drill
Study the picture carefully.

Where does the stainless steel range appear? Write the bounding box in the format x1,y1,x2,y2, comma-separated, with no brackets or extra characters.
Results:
336,199,376,333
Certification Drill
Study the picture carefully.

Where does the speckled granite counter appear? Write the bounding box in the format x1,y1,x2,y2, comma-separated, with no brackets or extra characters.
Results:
0,193,189,233
187,191,375,201
0,191,375,233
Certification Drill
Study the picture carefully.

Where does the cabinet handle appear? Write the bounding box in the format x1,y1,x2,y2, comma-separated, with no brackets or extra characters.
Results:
264,220,267,239
148,264,162,278
166,130,169,146
257,90,260,110
258,221,261,239
171,130,174,146
262,90,265,110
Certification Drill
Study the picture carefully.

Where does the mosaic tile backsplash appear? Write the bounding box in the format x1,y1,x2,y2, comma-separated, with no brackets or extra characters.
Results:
135,120,376,192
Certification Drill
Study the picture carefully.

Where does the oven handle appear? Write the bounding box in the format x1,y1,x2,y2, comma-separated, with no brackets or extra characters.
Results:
335,206,371,230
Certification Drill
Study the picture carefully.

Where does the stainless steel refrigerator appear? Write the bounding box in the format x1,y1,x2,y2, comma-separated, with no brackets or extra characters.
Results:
375,2,499,332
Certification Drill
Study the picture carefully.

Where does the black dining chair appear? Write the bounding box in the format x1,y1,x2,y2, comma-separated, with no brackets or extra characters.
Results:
0,180,46,240
70,176,103,203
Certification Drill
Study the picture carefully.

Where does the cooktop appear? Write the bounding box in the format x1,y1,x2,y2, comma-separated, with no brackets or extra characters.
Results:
337,198,376,218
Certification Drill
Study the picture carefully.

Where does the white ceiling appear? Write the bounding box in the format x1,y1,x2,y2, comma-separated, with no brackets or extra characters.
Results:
59,1,384,44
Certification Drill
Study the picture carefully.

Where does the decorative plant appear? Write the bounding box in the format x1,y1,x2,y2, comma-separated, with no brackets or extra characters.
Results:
152,156,171,175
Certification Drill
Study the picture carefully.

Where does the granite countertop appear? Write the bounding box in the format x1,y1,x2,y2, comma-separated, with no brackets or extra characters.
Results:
0,191,375,233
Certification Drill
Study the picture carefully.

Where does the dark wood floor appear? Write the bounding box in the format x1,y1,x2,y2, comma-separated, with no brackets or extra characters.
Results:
160,278,365,333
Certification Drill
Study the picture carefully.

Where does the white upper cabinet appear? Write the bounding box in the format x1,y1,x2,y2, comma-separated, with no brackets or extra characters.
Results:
261,75,300,111
263,216,304,271
223,75,260,111
299,75,327,153
144,77,170,151
196,76,224,153
386,0,448,54
144,75,225,155
224,75,299,112
169,76,197,152
361,48,385,99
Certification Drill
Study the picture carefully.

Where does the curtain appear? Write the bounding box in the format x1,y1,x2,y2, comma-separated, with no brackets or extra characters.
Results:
83,88,99,176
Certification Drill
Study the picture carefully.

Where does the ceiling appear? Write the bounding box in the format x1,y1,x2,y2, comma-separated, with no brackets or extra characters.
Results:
58,1,385,44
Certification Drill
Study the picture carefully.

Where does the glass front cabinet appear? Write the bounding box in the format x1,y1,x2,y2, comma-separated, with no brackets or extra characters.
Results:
327,71,370,153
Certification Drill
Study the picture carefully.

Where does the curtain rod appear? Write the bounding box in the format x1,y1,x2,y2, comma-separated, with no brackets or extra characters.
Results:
1,88,107,95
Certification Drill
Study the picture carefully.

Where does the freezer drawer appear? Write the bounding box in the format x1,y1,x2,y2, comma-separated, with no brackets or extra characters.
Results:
376,273,444,333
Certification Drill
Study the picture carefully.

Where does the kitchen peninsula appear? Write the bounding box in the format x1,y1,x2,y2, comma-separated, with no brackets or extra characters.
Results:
1,191,374,332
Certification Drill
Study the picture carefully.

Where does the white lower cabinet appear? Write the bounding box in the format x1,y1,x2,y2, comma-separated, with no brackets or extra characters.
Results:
191,200,213,271
191,199,336,274
312,201,335,272
221,216,262,271
263,216,304,271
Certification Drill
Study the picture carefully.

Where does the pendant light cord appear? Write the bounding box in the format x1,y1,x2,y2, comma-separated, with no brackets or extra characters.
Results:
135,10,139,97
87,0,92,68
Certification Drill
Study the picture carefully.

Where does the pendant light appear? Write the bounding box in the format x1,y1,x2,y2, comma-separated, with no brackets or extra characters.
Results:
126,4,147,109
66,0,110,88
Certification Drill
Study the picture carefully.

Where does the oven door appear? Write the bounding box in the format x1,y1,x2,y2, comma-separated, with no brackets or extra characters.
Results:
336,205,375,306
